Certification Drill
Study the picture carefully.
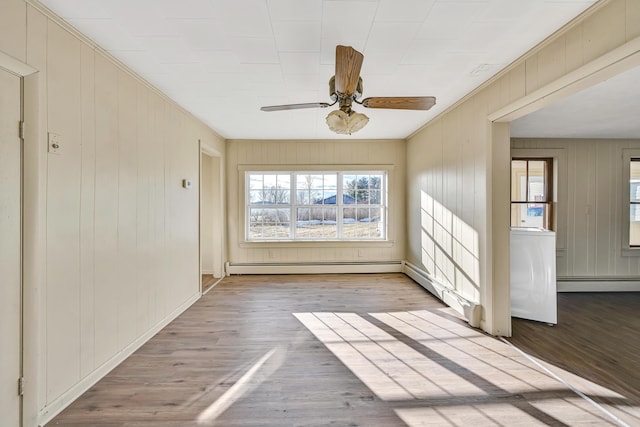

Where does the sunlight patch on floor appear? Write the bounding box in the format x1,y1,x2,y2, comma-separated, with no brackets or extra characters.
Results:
295,310,631,426
395,404,544,426
197,346,286,425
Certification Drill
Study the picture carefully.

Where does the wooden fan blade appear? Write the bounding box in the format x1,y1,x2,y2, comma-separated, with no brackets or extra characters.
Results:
261,102,332,112
335,45,364,97
361,96,436,110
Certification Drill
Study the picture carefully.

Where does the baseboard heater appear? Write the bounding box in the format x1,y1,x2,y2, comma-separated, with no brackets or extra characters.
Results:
557,277,640,292
225,260,404,275
403,261,482,328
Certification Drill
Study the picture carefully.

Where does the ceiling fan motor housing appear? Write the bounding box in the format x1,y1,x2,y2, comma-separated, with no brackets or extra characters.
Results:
329,76,363,103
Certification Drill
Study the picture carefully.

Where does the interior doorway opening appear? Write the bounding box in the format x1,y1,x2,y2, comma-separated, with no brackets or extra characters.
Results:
200,145,224,294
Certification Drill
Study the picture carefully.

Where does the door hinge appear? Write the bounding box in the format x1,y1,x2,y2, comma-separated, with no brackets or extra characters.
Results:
18,377,25,396
19,121,25,140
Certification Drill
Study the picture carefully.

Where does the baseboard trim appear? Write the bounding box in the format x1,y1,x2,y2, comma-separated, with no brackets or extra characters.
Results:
37,292,201,425
225,261,404,275
557,278,640,292
403,262,482,328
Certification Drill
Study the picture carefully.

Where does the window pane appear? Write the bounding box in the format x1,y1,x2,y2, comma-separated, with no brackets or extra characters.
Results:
248,208,290,239
249,174,263,190
249,190,263,204
297,174,311,190
316,190,337,204
277,174,290,189
344,174,378,204
511,160,527,202
510,203,550,229
263,174,277,189
297,189,310,205
297,174,337,205
297,174,325,189
343,174,357,190
323,174,337,191
342,208,381,238
630,204,640,246
528,160,547,202
296,189,322,205
368,189,381,205
250,173,290,204
295,207,337,238
369,175,382,190
355,188,369,204
259,189,290,204
630,161,640,202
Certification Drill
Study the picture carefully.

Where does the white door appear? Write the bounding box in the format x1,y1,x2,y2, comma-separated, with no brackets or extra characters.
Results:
0,67,23,426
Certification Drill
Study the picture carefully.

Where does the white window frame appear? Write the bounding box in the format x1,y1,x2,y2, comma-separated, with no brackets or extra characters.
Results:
510,148,567,257
510,157,554,230
245,170,388,242
622,150,640,255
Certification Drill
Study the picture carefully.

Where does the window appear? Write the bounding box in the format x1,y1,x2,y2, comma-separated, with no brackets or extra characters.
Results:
247,171,386,241
629,159,640,246
510,158,553,230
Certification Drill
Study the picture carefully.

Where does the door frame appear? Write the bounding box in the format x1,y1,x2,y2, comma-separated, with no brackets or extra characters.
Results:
1,50,42,427
0,63,24,427
487,37,640,336
199,141,225,293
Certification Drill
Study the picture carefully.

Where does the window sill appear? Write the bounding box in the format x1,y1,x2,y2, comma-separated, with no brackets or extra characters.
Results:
239,240,395,248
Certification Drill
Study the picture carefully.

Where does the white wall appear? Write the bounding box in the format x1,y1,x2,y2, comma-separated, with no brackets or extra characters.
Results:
1,1,225,425
226,139,406,265
406,0,640,335
512,138,640,283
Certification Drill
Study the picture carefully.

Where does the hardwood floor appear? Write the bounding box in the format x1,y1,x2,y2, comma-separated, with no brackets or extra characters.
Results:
508,292,640,412
47,274,638,426
201,274,218,294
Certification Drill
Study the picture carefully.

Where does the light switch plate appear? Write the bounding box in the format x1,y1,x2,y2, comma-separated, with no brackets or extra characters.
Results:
48,132,62,155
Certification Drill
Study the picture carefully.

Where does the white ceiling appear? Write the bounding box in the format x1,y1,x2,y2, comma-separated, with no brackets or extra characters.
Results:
39,0,600,140
510,65,640,139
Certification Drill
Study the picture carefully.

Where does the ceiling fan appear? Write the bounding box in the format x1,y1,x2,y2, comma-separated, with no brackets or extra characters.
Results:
260,45,436,135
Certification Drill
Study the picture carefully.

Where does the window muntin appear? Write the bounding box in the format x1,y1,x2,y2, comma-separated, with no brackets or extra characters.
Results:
246,171,386,241
510,158,553,230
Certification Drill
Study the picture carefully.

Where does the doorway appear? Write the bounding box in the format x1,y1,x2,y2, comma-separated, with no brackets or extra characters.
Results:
200,148,224,293
0,67,23,426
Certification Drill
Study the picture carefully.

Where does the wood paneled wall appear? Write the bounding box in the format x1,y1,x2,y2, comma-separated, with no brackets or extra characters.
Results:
226,139,406,264
406,0,640,334
2,0,225,423
512,138,640,279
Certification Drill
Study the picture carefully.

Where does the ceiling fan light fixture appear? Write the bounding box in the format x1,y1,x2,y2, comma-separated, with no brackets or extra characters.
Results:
326,109,369,135
261,45,435,133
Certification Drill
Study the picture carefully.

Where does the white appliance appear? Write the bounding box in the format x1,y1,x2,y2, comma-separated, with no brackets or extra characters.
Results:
510,228,557,324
